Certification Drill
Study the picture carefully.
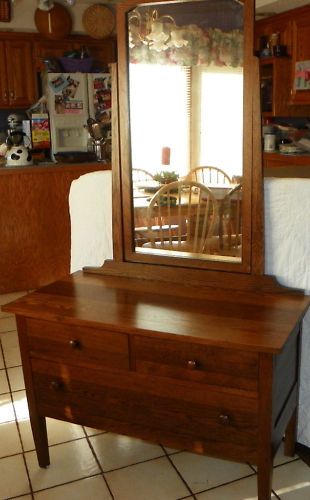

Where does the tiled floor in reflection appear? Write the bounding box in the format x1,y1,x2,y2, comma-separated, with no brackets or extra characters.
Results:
1,291,310,500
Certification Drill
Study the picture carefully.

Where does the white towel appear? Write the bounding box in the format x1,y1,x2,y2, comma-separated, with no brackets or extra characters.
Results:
264,178,310,293
264,177,310,447
69,170,113,273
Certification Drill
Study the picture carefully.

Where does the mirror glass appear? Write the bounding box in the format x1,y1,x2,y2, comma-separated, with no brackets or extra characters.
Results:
127,0,244,263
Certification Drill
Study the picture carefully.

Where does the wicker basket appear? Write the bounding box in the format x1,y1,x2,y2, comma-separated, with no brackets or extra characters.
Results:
59,57,93,73
82,4,115,40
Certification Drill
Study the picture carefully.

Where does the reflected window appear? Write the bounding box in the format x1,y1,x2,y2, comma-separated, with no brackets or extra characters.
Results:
129,64,191,176
193,66,243,178
129,63,243,179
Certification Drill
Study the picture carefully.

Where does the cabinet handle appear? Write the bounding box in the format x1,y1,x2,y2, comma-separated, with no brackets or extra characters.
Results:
69,339,81,349
218,414,230,425
187,360,198,370
9,91,14,99
50,380,63,391
4,90,8,100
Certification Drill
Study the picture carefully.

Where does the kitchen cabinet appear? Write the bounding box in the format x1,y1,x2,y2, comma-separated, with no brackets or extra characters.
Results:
290,10,310,106
0,162,110,294
255,4,310,116
33,35,117,73
0,39,36,108
255,13,292,56
0,32,116,108
73,37,117,71
33,39,77,73
260,57,292,117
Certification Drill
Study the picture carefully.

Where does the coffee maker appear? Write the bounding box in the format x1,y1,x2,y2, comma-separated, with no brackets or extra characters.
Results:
5,113,33,166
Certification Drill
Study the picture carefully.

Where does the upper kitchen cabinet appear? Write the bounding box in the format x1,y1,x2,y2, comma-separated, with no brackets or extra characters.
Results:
0,31,117,109
260,56,292,117
74,37,117,69
33,39,77,72
0,39,36,109
255,12,292,56
255,4,310,116
33,35,117,72
290,9,310,106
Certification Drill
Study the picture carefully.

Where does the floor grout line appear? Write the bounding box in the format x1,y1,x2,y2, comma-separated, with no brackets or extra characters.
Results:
82,426,115,499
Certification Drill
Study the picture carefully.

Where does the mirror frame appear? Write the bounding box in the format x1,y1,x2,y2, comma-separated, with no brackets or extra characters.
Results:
112,0,264,276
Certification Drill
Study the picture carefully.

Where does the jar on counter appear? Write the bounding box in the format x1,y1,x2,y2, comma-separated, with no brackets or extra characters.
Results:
264,134,276,152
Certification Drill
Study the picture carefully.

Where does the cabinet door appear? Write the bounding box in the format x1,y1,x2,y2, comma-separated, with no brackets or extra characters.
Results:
5,40,36,107
260,58,292,117
290,11,310,105
0,41,9,106
255,15,292,56
33,40,76,72
75,37,117,70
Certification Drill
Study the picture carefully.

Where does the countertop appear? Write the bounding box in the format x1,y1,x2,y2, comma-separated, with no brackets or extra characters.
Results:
263,151,310,177
0,160,111,175
263,151,310,165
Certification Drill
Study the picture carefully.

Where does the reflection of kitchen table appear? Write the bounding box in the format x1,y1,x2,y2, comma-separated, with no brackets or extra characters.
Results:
133,184,235,217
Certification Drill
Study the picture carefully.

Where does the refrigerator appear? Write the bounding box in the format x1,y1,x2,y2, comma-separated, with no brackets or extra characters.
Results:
44,72,111,159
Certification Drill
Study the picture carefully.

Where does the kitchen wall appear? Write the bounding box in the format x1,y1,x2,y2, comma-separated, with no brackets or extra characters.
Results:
0,0,116,33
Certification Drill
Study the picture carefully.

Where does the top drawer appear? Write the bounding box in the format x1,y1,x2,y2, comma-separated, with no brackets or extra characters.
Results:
134,336,258,393
26,318,129,370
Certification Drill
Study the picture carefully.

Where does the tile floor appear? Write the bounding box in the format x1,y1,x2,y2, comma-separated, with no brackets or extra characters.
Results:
1,291,310,500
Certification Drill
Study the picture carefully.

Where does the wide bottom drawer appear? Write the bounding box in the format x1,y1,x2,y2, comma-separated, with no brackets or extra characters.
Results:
31,358,259,462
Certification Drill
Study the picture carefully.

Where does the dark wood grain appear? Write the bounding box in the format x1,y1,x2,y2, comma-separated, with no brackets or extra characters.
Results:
110,62,125,262
264,153,310,169
4,271,309,500
0,163,110,293
26,318,129,370
4,271,309,354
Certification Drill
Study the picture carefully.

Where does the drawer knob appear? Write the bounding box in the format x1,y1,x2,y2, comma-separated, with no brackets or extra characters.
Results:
218,414,230,425
69,339,80,349
50,380,62,391
187,360,198,370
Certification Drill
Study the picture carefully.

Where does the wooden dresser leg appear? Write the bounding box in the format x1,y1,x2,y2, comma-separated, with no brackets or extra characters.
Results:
284,409,297,457
257,459,273,500
30,415,50,467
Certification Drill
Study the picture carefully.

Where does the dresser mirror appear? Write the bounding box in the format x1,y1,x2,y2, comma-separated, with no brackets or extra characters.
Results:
116,0,261,274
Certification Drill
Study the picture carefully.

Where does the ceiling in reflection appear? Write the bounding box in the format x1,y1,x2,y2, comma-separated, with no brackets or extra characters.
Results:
139,0,244,31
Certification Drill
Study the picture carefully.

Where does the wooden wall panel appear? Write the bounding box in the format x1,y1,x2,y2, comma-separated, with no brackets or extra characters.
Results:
0,164,110,293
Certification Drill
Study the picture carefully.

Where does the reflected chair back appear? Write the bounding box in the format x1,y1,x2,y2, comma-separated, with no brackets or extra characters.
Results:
145,180,218,254
188,166,232,186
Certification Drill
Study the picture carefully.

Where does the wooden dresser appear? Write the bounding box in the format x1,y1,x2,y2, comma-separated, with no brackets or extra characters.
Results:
3,2,310,499
3,268,309,500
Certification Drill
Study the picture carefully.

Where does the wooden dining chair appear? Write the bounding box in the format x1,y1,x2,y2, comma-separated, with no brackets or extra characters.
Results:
132,168,156,245
143,180,218,254
132,168,154,183
187,166,232,186
218,183,243,257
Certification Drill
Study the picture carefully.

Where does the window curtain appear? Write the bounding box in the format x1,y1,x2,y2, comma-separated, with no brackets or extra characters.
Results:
129,27,243,67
